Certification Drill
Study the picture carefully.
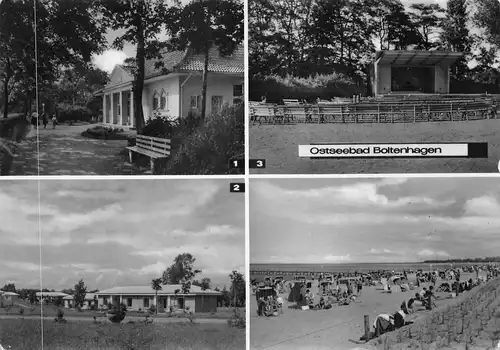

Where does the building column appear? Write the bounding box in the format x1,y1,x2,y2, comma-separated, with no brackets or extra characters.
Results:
130,89,134,127
110,94,114,125
119,91,123,126
102,94,106,124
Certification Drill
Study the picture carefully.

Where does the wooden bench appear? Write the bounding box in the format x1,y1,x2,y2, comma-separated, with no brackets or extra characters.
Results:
250,104,276,124
283,99,301,105
126,134,171,173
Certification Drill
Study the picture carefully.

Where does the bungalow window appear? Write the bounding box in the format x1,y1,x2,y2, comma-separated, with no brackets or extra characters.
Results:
190,95,202,109
233,84,243,105
127,298,132,307
143,298,149,308
153,90,160,110
160,89,168,110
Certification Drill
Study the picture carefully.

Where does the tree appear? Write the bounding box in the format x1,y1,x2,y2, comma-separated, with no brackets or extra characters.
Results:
0,0,34,118
150,278,162,315
73,279,87,309
440,0,470,79
229,270,245,308
165,0,244,119
61,289,74,295
99,0,175,132
474,0,500,50
193,277,211,291
1,283,16,293
161,253,202,284
409,3,445,50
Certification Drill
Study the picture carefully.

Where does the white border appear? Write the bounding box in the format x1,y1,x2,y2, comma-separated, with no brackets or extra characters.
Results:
248,173,500,179
0,175,245,181
243,0,250,346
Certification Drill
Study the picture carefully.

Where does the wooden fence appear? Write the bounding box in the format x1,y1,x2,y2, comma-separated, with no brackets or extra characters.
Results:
250,98,498,125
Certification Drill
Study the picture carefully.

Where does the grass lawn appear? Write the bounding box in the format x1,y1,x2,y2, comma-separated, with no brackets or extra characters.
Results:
0,319,244,349
249,119,500,174
0,305,239,320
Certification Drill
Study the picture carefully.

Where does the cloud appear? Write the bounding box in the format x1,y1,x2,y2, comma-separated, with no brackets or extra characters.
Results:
463,196,500,217
171,225,240,238
93,49,128,73
417,249,450,258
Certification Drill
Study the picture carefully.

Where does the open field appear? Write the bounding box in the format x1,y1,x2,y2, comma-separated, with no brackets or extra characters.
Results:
0,305,237,320
0,318,244,349
250,274,476,350
249,119,500,174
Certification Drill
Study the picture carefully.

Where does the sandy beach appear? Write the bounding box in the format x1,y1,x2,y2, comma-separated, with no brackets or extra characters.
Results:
250,273,478,349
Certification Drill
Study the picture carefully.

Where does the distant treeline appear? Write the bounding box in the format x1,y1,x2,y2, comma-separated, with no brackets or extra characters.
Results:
423,257,500,264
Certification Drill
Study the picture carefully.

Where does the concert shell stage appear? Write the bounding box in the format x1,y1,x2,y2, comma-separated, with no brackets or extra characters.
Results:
370,50,464,96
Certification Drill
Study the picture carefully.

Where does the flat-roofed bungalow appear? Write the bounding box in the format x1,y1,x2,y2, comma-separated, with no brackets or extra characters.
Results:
96,284,221,313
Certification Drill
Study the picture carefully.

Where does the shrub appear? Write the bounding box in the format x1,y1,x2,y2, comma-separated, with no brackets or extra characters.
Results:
141,116,176,139
56,103,93,123
107,303,127,323
227,308,245,329
149,305,156,314
250,73,365,103
165,103,244,175
54,309,66,323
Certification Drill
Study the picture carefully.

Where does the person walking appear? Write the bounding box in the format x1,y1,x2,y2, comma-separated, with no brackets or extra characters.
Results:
52,114,57,129
43,115,48,129
31,112,38,129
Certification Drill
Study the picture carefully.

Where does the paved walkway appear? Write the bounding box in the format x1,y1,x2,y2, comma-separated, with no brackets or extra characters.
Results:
9,124,150,175
0,314,227,324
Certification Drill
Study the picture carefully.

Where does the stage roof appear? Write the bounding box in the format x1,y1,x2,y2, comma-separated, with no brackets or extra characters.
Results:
375,50,463,66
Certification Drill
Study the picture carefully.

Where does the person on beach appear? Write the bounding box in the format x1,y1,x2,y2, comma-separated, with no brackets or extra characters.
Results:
305,289,314,307
373,314,394,336
423,286,437,310
393,305,412,329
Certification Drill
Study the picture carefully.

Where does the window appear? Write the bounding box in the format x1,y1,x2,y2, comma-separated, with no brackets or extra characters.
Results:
233,84,243,105
160,89,168,110
127,298,132,307
153,90,159,110
233,84,243,97
143,298,149,308
212,96,223,113
190,95,202,109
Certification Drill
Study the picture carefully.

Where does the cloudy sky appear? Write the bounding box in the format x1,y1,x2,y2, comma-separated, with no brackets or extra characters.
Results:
250,177,500,264
0,179,244,291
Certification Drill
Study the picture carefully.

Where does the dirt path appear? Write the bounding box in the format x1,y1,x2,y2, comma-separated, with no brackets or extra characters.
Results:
9,124,149,175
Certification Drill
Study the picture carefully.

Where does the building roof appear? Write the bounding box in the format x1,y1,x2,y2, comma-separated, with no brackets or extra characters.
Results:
375,50,463,66
35,292,70,297
96,285,220,296
1,292,19,296
144,45,244,79
62,293,97,301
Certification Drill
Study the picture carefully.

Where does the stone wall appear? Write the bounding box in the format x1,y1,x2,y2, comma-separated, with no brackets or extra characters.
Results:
369,278,500,349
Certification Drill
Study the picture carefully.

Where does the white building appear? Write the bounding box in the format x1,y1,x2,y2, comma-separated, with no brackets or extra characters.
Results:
100,45,244,128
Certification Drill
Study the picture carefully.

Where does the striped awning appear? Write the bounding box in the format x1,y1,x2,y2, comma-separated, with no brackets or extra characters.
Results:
375,50,463,66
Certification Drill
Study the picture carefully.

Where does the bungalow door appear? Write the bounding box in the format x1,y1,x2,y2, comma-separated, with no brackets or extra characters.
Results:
211,96,223,113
